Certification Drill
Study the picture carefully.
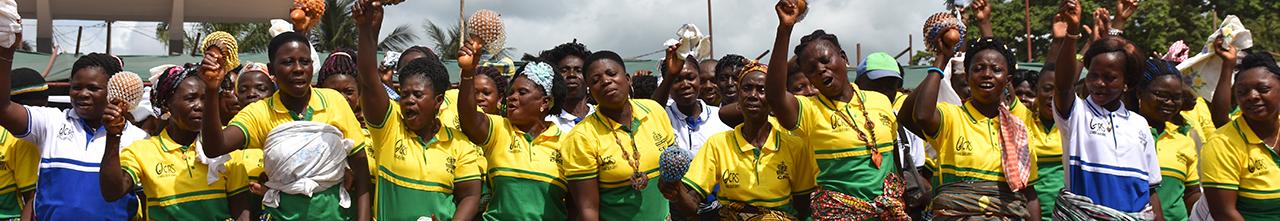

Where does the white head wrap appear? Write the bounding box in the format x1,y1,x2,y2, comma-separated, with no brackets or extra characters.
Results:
521,62,555,96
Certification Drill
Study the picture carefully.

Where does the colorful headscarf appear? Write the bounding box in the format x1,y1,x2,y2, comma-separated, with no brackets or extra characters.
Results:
1162,40,1190,63
240,61,270,76
738,60,768,82
521,61,555,96
150,65,195,120
201,31,241,70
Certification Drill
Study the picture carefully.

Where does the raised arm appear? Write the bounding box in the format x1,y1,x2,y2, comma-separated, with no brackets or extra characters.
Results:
899,67,946,138
98,99,133,201
766,0,806,130
1208,37,1237,127
973,0,994,38
456,39,491,144
718,103,744,128
198,47,248,157
1110,0,1138,32
354,0,390,127
0,34,30,136
900,21,958,137
1052,0,1083,118
651,45,683,102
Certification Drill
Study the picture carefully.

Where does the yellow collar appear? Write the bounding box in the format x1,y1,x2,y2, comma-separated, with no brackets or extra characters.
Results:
267,88,328,114
732,120,782,153
1234,119,1265,145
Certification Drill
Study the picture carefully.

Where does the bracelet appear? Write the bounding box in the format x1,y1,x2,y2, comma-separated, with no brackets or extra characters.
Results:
460,76,474,81
1108,28,1124,36
926,67,944,76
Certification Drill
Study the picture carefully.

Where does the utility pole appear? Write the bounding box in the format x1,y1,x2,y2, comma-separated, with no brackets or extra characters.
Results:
1024,0,1032,62
706,0,714,58
105,21,113,54
74,26,82,55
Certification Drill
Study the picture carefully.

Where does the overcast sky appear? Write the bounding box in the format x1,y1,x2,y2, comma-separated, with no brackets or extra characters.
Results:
22,0,947,63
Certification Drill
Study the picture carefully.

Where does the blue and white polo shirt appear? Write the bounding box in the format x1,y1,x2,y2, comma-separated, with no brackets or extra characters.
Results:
17,106,147,221
1054,97,1161,213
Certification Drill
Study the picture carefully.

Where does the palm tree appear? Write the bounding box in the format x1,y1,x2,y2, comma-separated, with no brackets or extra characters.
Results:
422,20,515,61
378,25,418,52
155,22,273,54
424,20,461,59
309,0,358,52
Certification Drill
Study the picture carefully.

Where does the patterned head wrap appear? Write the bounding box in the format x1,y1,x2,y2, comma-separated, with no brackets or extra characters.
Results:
923,12,967,54
150,65,196,120
738,60,768,82
201,31,241,70
240,61,270,76
520,61,555,96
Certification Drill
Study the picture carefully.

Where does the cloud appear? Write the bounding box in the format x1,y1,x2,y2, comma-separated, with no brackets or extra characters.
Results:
378,0,945,64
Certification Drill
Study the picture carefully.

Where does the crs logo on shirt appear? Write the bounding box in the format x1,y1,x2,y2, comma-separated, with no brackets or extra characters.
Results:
955,136,973,155
1087,119,1114,136
393,143,408,161
57,125,74,141
723,171,741,188
154,163,178,177
828,115,851,131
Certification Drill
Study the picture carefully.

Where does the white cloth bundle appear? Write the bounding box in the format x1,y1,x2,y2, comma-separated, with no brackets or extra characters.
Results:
193,135,231,185
0,0,20,48
662,24,712,61
938,53,966,106
259,121,352,209
1177,15,1253,98
1188,195,1214,221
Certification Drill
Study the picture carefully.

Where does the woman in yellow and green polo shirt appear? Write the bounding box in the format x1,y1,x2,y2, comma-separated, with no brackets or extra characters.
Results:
561,50,675,221
1201,52,1280,220
0,127,37,220
197,32,373,221
662,62,817,220
353,6,484,219
764,2,902,219
1135,59,1203,221
457,49,570,220
100,65,249,220
900,38,1041,220
1025,63,1063,221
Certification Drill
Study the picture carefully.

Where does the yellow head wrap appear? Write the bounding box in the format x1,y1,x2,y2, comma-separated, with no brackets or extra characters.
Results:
739,60,768,82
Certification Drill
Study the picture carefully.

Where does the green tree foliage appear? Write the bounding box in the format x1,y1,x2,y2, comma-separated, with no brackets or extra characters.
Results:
1208,0,1280,51
973,0,1245,63
156,22,273,54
